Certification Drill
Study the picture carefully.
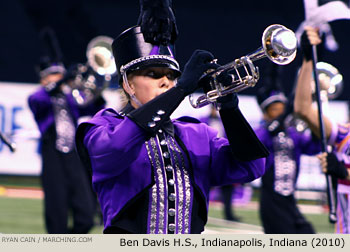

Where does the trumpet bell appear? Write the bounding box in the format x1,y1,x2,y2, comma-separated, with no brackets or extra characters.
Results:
86,36,117,76
262,24,297,65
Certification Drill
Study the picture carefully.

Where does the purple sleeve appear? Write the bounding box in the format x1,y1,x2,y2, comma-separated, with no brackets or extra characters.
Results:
207,125,266,186
298,130,322,155
328,122,350,146
28,88,52,120
254,126,269,144
83,111,147,182
28,88,56,134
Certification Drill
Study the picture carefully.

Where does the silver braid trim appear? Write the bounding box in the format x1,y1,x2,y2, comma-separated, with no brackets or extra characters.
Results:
120,55,179,74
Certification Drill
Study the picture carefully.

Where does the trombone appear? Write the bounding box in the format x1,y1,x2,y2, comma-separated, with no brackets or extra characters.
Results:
189,24,298,108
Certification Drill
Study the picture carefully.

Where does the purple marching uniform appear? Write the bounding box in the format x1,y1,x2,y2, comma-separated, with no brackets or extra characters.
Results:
29,87,103,138
75,25,268,234
76,104,266,234
200,111,240,221
328,122,350,233
28,86,105,233
255,124,321,233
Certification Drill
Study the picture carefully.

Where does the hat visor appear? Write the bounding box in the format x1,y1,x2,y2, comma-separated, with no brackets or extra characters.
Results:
40,65,66,78
126,59,181,78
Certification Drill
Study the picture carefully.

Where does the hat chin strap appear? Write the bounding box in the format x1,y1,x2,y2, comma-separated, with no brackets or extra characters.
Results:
122,73,143,108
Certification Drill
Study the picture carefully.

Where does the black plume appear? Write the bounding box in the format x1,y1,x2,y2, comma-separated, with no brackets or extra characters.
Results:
38,26,64,69
256,62,291,135
256,62,284,107
137,0,178,45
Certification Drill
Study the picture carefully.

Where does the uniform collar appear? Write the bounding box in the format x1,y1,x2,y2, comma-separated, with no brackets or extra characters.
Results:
121,102,175,137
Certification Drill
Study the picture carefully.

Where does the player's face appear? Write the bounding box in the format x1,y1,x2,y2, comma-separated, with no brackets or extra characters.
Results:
40,73,64,86
264,102,285,121
125,67,177,108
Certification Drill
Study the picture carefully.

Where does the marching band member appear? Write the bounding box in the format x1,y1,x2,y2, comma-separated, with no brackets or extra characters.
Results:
28,27,104,233
254,74,320,233
75,25,268,234
294,26,350,234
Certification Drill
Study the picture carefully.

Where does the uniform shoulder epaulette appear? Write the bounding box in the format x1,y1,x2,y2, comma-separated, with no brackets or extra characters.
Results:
175,116,201,124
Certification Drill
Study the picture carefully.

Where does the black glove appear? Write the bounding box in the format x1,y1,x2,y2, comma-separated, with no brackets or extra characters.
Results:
176,50,219,96
45,64,82,95
216,71,239,110
300,30,313,61
216,93,239,110
326,152,349,179
138,0,178,45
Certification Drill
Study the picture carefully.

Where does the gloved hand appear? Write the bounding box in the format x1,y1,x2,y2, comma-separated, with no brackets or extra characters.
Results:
45,64,82,95
217,93,239,110
325,152,349,179
300,26,322,61
138,0,178,45
64,63,83,81
300,30,313,61
176,49,219,96
216,70,238,110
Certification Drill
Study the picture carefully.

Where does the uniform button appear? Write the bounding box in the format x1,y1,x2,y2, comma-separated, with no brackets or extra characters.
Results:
168,208,176,216
61,146,70,153
160,139,167,146
168,179,174,186
169,193,176,201
278,132,285,137
148,122,156,128
158,129,163,133
166,165,173,172
59,109,67,116
163,152,169,158
152,115,161,122
57,98,65,104
168,223,175,232
157,110,165,115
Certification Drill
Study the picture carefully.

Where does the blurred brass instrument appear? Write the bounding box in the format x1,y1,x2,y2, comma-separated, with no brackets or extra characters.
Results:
72,36,117,106
189,24,297,108
315,61,343,101
291,62,343,133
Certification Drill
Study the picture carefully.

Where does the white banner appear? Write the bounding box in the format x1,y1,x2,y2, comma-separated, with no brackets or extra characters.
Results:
0,82,42,175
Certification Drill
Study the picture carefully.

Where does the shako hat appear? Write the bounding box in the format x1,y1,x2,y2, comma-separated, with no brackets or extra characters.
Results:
37,26,66,78
112,26,181,78
256,62,287,111
257,89,288,111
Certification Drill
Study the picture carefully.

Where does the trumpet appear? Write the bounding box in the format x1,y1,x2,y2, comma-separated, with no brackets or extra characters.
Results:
71,36,117,106
189,24,297,108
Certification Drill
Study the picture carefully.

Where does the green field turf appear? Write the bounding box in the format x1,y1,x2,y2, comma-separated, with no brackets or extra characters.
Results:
0,197,104,234
0,197,335,234
208,205,335,234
